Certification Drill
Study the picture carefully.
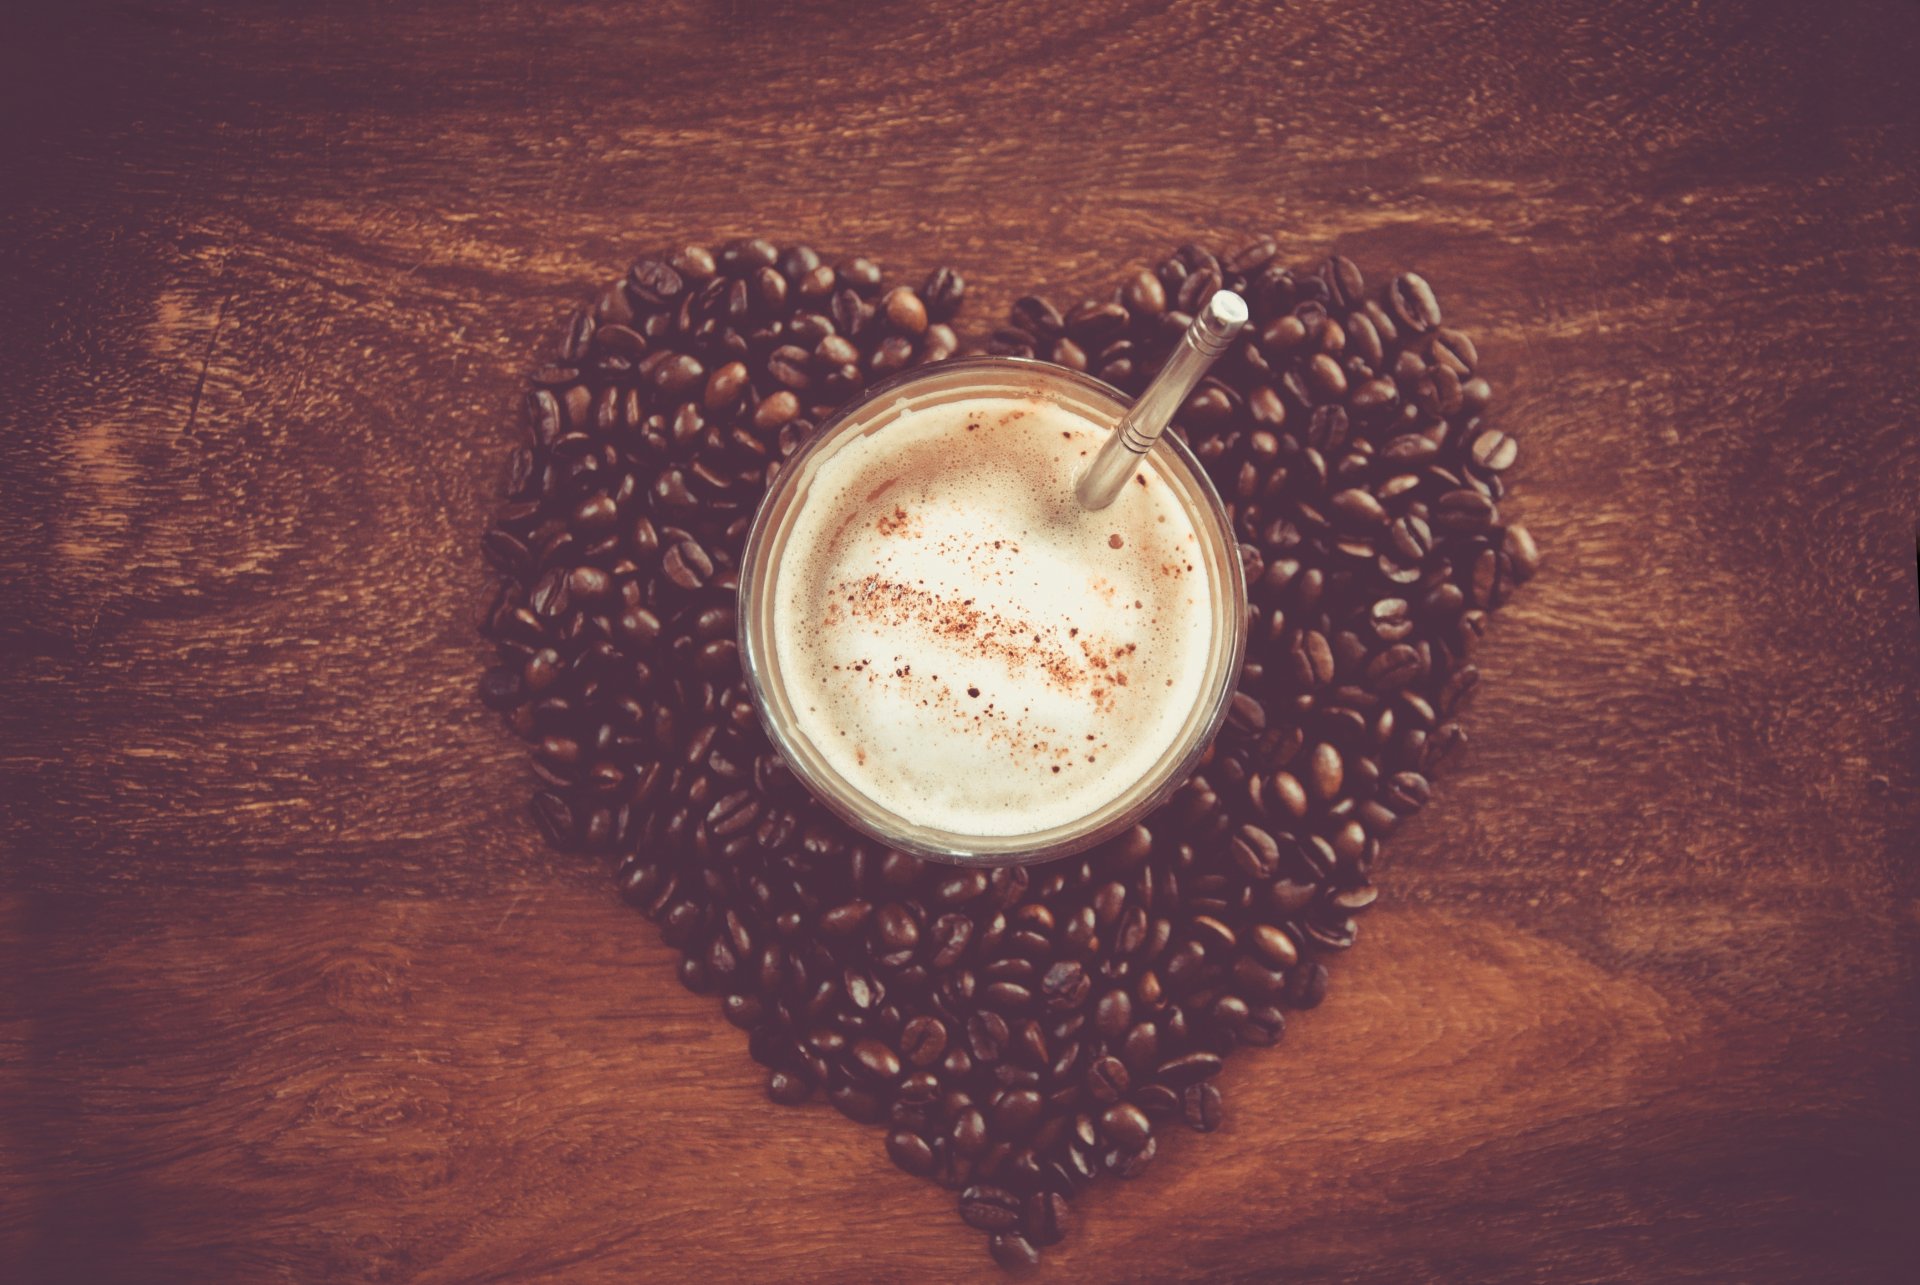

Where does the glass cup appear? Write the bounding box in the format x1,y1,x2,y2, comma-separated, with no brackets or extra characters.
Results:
737,357,1248,866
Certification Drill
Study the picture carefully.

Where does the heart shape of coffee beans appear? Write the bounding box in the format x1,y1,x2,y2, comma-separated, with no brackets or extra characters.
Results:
476,236,1536,1267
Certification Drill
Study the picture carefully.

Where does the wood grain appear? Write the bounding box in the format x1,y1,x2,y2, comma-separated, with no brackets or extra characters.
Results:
3,0,1918,1280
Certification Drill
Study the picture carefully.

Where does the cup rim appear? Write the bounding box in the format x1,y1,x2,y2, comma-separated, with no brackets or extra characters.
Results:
736,356,1248,866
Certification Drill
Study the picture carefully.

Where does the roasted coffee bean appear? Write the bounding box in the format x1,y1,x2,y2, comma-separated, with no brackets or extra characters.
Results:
921,324,959,364
854,1039,903,1081
1105,1134,1157,1178
1428,326,1478,373
1026,1190,1070,1246
1388,271,1442,332
969,1011,1009,1063
1066,300,1130,343
838,255,884,294
922,266,965,321
990,1232,1041,1269
960,1183,1023,1233
1367,644,1425,691
660,540,712,590
1505,524,1541,580
1100,1103,1152,1151
1331,488,1387,528
766,1069,813,1105
952,1106,990,1158
1009,295,1065,339
1251,923,1300,968
1182,1082,1224,1132
1122,269,1166,317
1468,426,1518,473
1241,1004,1287,1046
994,1088,1045,1138
883,286,929,335
627,258,684,307
888,1129,935,1176
829,1083,885,1124
1086,1055,1130,1103
1436,487,1489,533
1227,691,1266,734
1040,960,1091,1010
651,352,704,395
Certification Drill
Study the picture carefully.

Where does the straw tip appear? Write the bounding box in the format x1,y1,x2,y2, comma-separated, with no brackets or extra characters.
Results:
1190,290,1248,355
1204,290,1249,328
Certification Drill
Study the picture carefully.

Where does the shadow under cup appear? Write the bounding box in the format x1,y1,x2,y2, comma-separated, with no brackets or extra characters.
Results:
737,357,1249,867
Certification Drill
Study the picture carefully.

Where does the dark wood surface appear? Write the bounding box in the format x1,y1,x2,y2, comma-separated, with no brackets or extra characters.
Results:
5,1,1919,1280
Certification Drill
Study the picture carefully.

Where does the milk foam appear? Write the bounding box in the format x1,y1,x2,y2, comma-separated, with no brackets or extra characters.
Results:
771,393,1215,836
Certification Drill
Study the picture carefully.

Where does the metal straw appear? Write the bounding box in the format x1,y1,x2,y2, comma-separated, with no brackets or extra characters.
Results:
1075,289,1249,511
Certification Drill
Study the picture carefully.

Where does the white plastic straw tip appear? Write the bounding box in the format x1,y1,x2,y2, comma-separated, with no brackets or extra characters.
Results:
1194,290,1249,353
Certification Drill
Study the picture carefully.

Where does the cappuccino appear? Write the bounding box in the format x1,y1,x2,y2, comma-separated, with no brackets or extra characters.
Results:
768,390,1218,836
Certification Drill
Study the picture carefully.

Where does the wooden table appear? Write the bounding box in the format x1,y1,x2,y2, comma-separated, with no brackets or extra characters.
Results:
5,2,1917,1280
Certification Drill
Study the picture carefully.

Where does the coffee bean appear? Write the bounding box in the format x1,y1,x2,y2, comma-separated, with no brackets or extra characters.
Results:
986,981,1034,1011
874,902,920,958
1331,488,1387,528
1432,489,1496,534
1156,1051,1222,1088
884,287,929,335
1040,960,1091,1010
721,237,780,274
897,1016,948,1067
990,1233,1041,1269
1388,514,1434,564
951,1106,990,1159
1010,295,1065,339
1471,546,1511,609
921,324,959,363
627,258,684,307
1469,426,1519,473
1289,629,1335,689
1182,1083,1224,1132
1228,823,1279,880
1368,643,1427,691
829,256,881,296
767,1069,813,1105
1242,1004,1287,1046
651,352,704,395
969,1011,1009,1062
1428,327,1478,373
1106,1133,1157,1178
1308,352,1347,400
1066,300,1130,343
1100,1103,1152,1151
854,1039,903,1081
1026,1189,1070,1246
994,1088,1044,1138
1505,524,1541,581
921,266,965,321
888,1129,935,1175
1287,961,1330,1009
1122,269,1166,317
1086,1055,1130,1103
960,1184,1023,1232
1388,272,1442,332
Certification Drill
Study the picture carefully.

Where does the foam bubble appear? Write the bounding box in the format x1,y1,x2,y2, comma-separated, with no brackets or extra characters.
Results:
772,393,1214,836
